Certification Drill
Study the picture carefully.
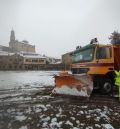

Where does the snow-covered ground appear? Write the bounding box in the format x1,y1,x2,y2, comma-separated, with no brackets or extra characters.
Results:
0,71,120,129
0,71,57,90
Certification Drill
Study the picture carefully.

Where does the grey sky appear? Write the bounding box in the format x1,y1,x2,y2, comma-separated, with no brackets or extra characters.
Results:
0,0,120,58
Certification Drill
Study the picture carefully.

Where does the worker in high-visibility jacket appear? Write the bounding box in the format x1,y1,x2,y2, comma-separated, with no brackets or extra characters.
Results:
115,70,120,101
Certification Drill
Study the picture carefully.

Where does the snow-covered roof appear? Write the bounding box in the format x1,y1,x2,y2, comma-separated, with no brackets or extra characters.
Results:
53,61,62,64
0,50,46,59
0,51,14,56
20,51,38,55
23,55,46,59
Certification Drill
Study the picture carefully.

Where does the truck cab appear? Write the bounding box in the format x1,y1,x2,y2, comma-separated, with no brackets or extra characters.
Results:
71,44,116,94
71,44,114,75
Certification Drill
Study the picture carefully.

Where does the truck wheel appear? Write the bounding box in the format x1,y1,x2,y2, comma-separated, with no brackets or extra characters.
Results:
100,78,112,94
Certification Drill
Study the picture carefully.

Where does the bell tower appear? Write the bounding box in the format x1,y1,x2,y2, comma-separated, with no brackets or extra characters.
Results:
9,29,16,49
10,29,15,42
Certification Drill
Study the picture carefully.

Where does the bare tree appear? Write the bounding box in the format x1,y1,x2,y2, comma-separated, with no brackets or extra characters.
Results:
109,31,120,44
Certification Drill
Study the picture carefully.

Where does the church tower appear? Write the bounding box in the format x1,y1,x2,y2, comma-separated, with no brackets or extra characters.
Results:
9,29,16,50
10,29,15,42
8,29,35,53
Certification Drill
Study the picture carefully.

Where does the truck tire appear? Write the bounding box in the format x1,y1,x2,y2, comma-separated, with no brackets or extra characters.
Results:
100,78,113,94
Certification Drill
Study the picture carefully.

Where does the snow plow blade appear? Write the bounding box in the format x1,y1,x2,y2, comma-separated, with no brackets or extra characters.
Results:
52,71,93,97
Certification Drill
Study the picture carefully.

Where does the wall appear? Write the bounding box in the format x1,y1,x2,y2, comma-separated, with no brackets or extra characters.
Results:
62,52,72,65
0,54,24,70
9,41,35,53
0,54,70,70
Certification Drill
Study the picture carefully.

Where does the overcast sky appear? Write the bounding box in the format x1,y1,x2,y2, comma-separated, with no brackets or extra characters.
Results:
0,0,120,58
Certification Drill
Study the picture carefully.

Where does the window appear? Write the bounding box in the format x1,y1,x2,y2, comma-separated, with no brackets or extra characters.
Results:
19,65,22,69
14,65,17,69
9,65,12,69
96,47,112,59
72,47,94,63
32,59,38,62
26,59,31,62
9,58,12,61
39,59,44,63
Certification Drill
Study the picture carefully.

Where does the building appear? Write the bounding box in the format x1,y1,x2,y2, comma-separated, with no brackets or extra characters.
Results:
23,54,47,70
9,30,35,53
0,30,66,70
0,50,68,70
0,45,13,52
0,51,24,70
62,52,73,65
45,56,61,64
0,51,47,70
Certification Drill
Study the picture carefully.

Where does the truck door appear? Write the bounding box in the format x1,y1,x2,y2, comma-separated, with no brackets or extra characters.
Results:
95,46,114,74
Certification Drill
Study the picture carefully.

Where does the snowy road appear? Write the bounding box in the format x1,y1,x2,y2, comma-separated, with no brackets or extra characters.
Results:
0,71,120,129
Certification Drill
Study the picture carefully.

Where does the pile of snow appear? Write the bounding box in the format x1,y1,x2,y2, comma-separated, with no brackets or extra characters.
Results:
52,86,89,97
19,126,28,129
102,124,114,129
65,120,73,126
35,104,47,111
15,115,27,122
0,71,55,90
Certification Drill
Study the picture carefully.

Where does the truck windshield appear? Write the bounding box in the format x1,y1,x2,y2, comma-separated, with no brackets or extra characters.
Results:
72,47,94,63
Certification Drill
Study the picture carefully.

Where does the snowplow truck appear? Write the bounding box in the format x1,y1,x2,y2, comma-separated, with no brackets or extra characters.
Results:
52,43,120,97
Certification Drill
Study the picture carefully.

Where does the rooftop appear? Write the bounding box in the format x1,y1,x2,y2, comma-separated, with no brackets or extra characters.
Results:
0,51,14,56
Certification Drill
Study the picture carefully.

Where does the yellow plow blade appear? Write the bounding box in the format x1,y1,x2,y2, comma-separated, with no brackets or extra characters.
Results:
52,71,93,97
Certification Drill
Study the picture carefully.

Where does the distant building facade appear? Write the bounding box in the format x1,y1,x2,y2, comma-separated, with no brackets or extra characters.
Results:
0,51,69,70
0,45,13,52
0,51,24,70
0,51,64,70
23,55,47,70
62,52,73,65
0,30,65,70
9,30,35,53
45,56,61,64
0,51,47,70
